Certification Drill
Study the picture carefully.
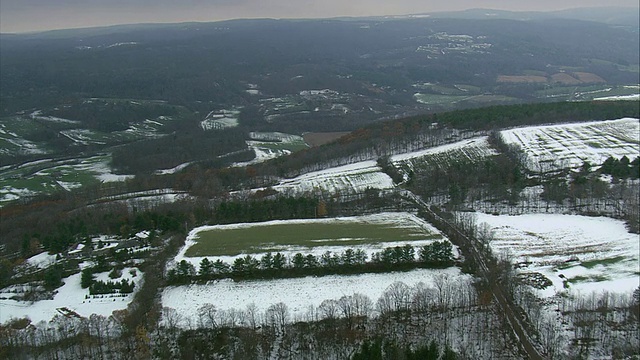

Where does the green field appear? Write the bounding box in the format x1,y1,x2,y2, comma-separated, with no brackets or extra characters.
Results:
185,221,442,257
0,155,115,206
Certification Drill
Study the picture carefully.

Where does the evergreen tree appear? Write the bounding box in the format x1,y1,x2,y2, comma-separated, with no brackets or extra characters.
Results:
81,268,95,289
199,258,214,276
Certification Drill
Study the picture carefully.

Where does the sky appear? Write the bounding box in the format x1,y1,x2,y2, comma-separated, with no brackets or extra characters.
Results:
1,0,639,33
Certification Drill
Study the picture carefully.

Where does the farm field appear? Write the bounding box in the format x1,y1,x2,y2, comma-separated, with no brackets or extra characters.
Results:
162,267,469,327
534,84,639,101
413,93,518,108
0,155,133,206
263,160,395,197
200,108,241,131
391,136,498,171
302,132,350,147
499,117,640,172
0,267,143,324
234,132,309,166
252,137,498,198
173,212,447,267
475,213,640,297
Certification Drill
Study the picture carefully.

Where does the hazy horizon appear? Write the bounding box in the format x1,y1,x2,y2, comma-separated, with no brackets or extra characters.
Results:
1,0,639,34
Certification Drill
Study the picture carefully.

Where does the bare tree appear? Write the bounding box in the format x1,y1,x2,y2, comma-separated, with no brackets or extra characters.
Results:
266,302,289,333
319,299,340,320
162,307,183,333
197,303,217,329
245,303,259,329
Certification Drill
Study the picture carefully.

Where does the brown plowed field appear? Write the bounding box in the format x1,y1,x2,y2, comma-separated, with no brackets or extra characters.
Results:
303,132,350,147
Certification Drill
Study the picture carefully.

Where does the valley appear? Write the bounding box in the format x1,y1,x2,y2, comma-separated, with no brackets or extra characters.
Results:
0,10,639,359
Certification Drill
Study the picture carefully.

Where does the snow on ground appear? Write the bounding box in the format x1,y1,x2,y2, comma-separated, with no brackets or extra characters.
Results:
25,252,58,269
162,267,468,327
500,118,640,172
0,268,143,324
29,111,80,124
57,181,82,191
78,156,134,182
238,138,495,197
233,141,292,167
154,162,191,175
476,213,640,297
59,129,105,145
594,94,640,101
171,212,451,269
0,186,39,204
92,235,120,250
200,109,241,130
391,136,497,165
233,132,308,167
268,160,394,197
0,123,48,155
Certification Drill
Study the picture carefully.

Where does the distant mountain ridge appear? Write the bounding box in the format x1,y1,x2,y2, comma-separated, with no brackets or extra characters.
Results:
1,6,637,37
422,7,639,26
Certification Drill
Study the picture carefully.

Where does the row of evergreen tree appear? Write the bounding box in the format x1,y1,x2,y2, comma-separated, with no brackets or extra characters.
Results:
600,156,640,179
167,241,455,283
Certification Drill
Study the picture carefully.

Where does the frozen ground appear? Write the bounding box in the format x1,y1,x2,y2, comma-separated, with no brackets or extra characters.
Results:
593,94,640,101
500,118,640,172
269,160,394,197
245,137,495,198
162,267,468,327
391,137,497,164
0,267,143,325
200,108,241,130
476,213,639,297
171,212,452,268
24,252,58,269
0,155,134,205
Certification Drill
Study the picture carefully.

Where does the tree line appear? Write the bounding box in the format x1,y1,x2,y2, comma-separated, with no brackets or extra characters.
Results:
167,241,455,284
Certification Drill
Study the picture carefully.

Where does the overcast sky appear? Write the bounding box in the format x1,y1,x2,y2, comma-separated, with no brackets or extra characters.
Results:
1,0,639,33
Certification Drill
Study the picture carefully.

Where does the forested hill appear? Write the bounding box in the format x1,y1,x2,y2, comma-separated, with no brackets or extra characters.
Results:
262,101,640,177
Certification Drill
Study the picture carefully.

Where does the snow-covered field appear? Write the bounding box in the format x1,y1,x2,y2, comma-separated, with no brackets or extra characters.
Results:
162,267,468,327
171,212,450,268
392,136,498,171
0,155,134,205
267,160,394,197
233,132,309,167
0,267,143,324
476,213,640,297
200,109,241,130
500,118,640,172
594,94,640,101
244,137,495,198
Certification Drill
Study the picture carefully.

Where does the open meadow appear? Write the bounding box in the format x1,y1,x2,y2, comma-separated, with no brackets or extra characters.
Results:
499,118,640,172
172,212,448,269
476,213,640,297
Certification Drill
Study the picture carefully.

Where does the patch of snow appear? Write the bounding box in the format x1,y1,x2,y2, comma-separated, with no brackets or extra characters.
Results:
171,212,451,268
391,136,498,164
476,213,640,297
154,162,191,175
162,267,469,327
106,42,139,48
257,160,394,197
593,94,640,101
25,252,58,269
0,269,142,324
59,129,105,145
57,181,82,191
500,118,640,172
135,231,150,239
